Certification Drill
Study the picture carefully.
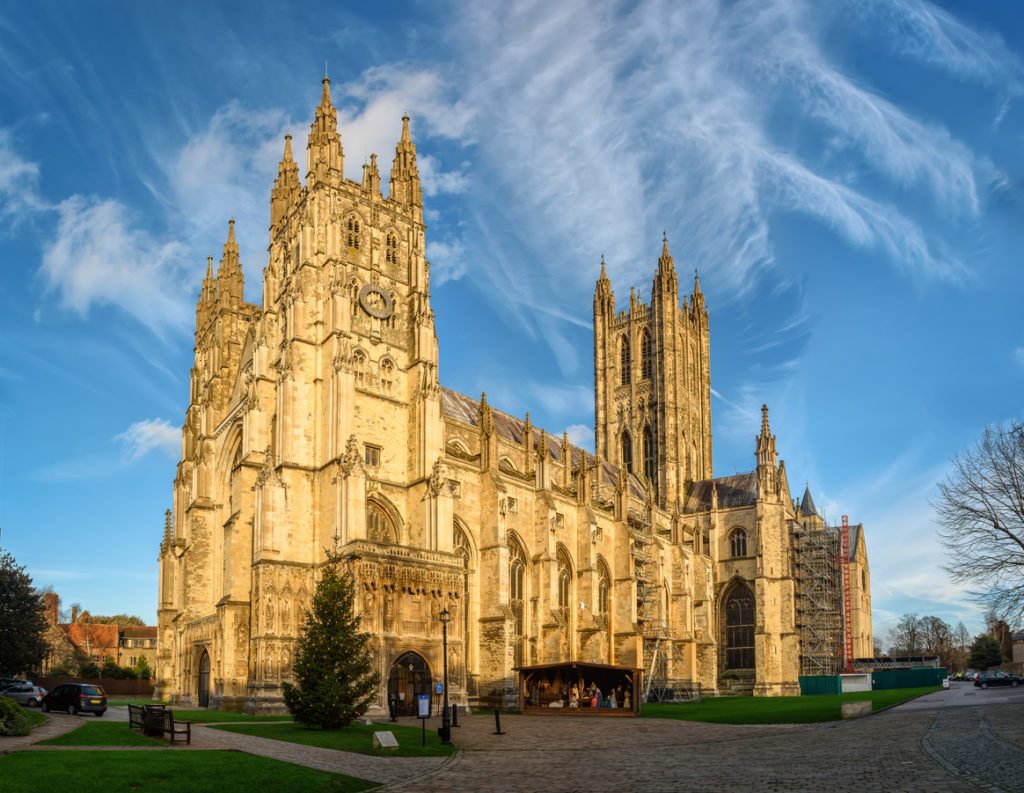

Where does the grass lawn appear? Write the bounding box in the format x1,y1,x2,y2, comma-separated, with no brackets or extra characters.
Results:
170,709,294,723
0,750,373,793
21,707,45,727
641,686,941,724
38,721,166,747
211,720,457,757
107,699,168,706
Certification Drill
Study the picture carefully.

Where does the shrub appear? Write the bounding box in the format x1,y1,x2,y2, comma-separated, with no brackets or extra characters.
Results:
0,696,30,737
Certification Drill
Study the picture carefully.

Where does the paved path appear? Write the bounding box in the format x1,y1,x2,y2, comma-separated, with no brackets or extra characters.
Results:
5,692,1024,792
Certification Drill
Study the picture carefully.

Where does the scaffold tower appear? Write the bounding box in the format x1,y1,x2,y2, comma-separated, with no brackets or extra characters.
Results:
630,504,700,703
789,521,843,677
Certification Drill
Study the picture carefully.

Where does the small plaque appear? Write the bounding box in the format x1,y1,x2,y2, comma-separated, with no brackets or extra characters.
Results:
373,730,399,749
435,683,443,694
417,694,431,718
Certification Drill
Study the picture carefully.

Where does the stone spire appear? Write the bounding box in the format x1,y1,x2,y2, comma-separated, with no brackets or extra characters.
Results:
653,232,678,299
389,114,421,208
800,485,818,517
197,255,216,328
362,153,381,198
594,255,613,307
271,133,301,228
217,219,244,305
307,77,344,185
756,404,778,494
690,268,706,317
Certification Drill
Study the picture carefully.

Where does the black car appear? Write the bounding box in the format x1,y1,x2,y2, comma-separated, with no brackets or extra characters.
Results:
41,683,107,715
973,671,1022,689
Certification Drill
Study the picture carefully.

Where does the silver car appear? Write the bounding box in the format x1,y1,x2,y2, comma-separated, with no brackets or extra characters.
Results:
2,684,47,707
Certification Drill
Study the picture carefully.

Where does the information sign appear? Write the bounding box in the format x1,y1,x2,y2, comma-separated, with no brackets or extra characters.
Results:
417,694,431,719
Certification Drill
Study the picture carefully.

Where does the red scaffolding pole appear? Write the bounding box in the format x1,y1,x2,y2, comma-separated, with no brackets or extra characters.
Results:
840,515,854,673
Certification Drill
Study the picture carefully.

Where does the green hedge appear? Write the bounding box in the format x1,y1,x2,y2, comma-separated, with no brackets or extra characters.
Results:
0,696,30,737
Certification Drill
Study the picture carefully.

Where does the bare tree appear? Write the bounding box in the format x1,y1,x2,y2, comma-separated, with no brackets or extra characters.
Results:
887,612,924,656
953,621,972,671
935,423,1024,624
921,616,953,668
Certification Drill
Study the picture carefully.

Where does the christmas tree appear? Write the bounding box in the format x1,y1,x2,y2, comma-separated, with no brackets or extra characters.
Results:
283,561,380,729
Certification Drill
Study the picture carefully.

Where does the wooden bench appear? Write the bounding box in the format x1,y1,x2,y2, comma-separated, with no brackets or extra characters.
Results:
127,704,191,745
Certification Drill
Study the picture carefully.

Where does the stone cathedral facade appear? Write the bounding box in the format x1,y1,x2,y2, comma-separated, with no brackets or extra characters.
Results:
155,78,872,713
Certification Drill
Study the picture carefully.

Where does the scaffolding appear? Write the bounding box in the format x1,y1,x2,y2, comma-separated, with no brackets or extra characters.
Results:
630,508,701,703
789,521,843,677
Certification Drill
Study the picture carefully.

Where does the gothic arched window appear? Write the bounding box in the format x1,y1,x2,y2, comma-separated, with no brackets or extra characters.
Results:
352,350,367,386
350,281,359,316
596,559,611,617
641,328,653,380
642,425,655,490
620,336,631,385
380,358,394,395
557,548,571,618
621,431,633,474
724,585,755,670
367,502,395,543
385,232,398,263
509,537,527,665
729,528,747,558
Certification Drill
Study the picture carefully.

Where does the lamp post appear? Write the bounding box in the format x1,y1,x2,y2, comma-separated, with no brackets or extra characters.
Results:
438,607,452,745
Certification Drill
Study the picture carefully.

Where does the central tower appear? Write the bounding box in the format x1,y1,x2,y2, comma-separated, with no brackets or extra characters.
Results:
593,238,712,509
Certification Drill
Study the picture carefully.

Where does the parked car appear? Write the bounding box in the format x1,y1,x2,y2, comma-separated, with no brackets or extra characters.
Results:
0,677,32,692
973,671,1022,689
1,684,47,707
41,683,107,716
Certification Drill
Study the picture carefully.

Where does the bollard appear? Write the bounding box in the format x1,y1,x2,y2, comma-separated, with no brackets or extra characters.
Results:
452,703,459,728
493,707,505,735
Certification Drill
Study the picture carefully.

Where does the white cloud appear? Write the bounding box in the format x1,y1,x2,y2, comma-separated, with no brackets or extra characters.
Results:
1013,347,1024,369
0,128,42,221
426,236,468,286
564,423,595,451
41,196,191,335
114,418,180,460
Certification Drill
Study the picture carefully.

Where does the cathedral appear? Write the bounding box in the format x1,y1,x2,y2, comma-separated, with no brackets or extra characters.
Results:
154,78,872,713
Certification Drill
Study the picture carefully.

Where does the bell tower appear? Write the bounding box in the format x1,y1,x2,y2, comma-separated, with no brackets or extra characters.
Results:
593,237,712,508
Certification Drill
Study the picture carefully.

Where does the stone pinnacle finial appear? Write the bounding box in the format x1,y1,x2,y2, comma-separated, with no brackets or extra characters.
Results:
283,133,293,161
227,218,235,244
206,255,213,279
761,404,770,436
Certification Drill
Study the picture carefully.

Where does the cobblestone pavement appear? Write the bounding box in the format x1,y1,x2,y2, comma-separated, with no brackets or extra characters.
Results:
920,708,1024,793
384,709,991,793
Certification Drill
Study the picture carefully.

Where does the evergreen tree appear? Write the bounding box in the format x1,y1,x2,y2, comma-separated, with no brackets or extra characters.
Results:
968,634,1003,669
283,563,380,729
0,551,48,675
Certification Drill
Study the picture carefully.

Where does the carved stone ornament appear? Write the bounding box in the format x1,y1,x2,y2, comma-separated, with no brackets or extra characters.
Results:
254,446,284,489
427,458,445,496
340,434,363,476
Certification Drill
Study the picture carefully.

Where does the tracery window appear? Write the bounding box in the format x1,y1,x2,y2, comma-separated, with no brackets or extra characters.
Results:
641,328,653,380
642,425,656,492
380,358,394,395
596,559,611,618
557,549,571,619
621,431,633,474
724,585,755,670
729,528,747,558
350,282,359,316
352,350,367,386
620,336,631,385
367,502,395,543
347,217,361,250
385,232,398,263
509,537,527,665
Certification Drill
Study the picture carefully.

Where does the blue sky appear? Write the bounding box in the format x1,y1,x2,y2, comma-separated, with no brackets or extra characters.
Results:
1,0,1022,644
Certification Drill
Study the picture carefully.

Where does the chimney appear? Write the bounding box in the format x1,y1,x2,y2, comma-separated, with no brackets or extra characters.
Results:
71,605,79,623
43,592,59,625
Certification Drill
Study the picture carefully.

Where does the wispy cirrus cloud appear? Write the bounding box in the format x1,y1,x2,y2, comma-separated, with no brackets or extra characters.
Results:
114,418,180,460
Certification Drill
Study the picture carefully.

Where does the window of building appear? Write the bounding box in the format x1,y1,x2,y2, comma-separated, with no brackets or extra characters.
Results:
380,359,394,394
353,350,367,386
385,232,398,263
347,217,361,249
621,431,633,474
557,549,571,619
730,528,747,558
509,537,527,665
350,282,359,316
596,560,611,617
367,502,395,543
620,337,631,385
641,328,653,380
724,586,755,670
642,425,655,491
364,445,380,467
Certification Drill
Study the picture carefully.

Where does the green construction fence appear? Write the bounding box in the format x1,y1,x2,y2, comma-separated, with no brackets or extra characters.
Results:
799,667,947,695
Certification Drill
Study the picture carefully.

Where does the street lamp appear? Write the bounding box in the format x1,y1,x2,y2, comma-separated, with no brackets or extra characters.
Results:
438,606,452,745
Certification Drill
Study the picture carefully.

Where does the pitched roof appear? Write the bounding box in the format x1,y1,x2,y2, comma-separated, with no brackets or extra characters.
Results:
439,386,648,498
685,472,758,512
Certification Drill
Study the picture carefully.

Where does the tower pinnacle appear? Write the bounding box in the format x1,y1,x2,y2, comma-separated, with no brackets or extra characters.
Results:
390,114,421,209
216,219,244,305
307,76,343,184
272,133,302,228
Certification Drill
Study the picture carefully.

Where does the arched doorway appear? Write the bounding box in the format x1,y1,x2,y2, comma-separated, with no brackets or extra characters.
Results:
197,650,211,708
387,651,432,716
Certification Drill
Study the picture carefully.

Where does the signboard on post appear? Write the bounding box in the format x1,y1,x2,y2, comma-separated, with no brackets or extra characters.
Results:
417,694,431,747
